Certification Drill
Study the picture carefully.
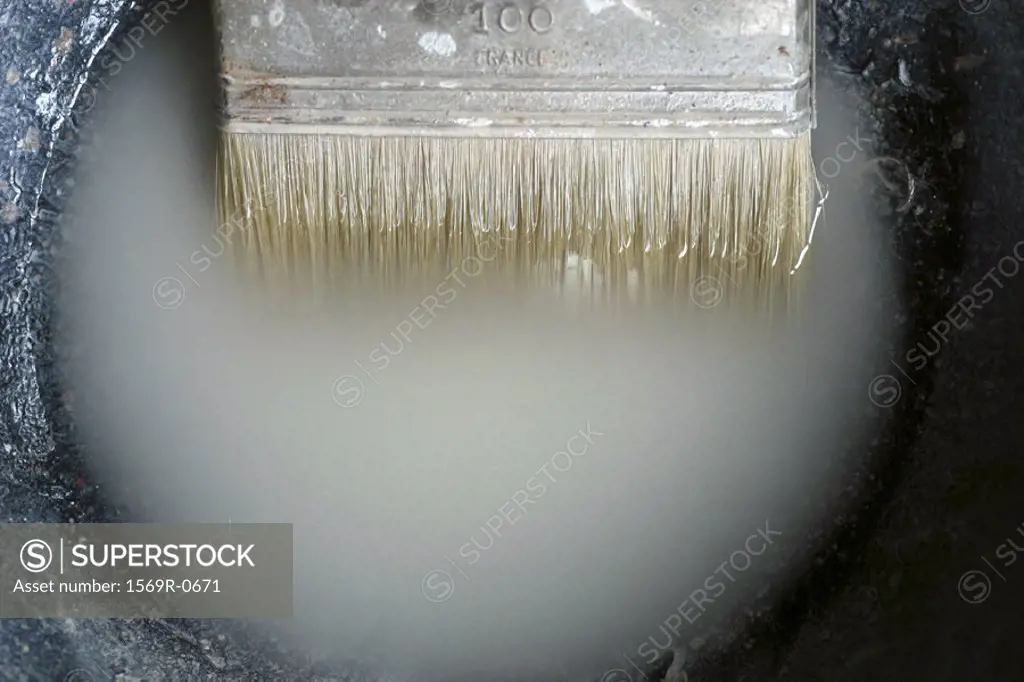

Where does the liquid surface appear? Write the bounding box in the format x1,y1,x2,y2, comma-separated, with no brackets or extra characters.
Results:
58,8,893,680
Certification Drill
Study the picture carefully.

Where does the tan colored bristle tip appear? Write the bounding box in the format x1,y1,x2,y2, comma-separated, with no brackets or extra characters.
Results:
215,134,816,309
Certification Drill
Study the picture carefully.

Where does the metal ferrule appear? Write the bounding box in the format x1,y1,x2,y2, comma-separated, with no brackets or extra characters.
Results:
216,0,815,138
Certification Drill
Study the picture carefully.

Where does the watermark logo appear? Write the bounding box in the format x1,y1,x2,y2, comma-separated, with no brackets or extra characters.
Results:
421,569,455,603
956,519,1024,605
152,276,185,310
2,524,292,619
64,670,98,682
957,570,992,604
867,374,902,409
20,539,53,573
331,375,365,409
421,0,455,15
689,276,724,309
960,0,992,15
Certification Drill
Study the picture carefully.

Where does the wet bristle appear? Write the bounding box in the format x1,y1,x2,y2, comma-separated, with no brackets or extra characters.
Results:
216,134,816,309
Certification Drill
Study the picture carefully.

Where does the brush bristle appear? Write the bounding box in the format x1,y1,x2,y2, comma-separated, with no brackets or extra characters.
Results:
216,134,816,308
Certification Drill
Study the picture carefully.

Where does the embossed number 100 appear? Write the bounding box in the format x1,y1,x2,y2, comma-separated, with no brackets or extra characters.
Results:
471,2,554,34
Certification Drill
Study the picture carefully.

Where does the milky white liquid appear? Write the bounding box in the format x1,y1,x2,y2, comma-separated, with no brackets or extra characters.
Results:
58,9,893,681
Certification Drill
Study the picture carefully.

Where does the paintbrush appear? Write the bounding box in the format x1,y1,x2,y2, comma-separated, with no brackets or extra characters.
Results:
213,0,817,306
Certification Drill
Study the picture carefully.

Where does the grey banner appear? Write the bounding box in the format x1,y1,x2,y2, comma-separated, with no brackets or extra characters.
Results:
0,524,292,618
